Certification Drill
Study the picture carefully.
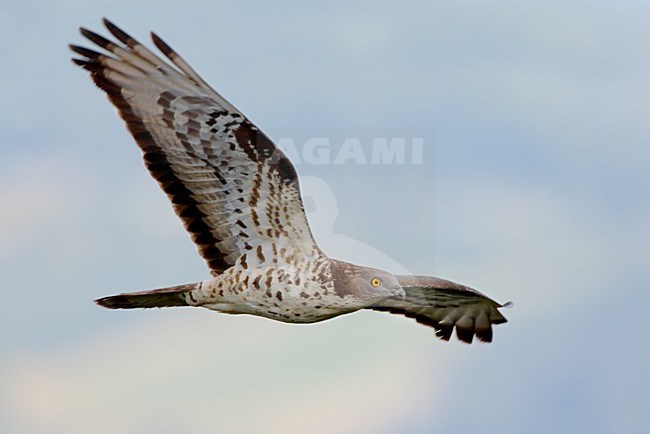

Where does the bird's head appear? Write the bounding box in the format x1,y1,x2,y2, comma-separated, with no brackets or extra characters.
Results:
329,259,405,305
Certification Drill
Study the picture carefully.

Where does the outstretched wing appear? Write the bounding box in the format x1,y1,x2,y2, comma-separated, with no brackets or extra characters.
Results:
370,276,509,343
70,19,319,274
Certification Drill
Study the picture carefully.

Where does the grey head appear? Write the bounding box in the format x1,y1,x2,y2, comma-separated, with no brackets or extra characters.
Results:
329,259,405,306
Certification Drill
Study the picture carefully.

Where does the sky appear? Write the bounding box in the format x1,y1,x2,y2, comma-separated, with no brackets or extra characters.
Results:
1,1,649,433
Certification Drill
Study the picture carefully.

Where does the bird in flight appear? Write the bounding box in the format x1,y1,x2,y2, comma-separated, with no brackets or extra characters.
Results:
70,19,509,343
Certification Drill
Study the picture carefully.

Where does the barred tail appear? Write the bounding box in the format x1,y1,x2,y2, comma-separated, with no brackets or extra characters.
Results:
95,282,199,309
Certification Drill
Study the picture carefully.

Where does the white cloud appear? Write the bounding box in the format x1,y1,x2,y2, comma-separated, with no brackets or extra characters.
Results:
3,313,439,434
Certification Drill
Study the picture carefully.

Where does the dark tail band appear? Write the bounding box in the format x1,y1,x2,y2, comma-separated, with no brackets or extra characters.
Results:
95,282,199,309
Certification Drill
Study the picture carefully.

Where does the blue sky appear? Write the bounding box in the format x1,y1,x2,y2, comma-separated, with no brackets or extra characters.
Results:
1,1,648,433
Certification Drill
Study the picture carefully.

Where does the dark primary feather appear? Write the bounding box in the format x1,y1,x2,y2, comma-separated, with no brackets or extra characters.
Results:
370,276,509,343
70,18,319,275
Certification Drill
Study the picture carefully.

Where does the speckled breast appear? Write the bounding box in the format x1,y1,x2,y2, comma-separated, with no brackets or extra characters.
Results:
187,253,354,323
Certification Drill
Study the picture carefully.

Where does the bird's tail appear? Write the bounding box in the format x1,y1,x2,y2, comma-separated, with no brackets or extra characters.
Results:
95,282,199,309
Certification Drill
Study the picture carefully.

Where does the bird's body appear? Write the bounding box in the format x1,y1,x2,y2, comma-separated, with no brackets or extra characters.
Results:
190,251,338,324
102,256,403,324
71,19,510,343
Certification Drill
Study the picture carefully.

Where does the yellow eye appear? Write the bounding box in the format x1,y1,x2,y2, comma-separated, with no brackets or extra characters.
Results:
371,278,382,287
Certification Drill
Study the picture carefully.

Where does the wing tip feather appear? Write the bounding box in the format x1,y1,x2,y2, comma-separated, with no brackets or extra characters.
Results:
370,294,508,344
456,327,475,344
71,58,89,66
476,328,494,343
102,17,137,47
151,31,175,58
69,44,102,60
79,26,116,51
